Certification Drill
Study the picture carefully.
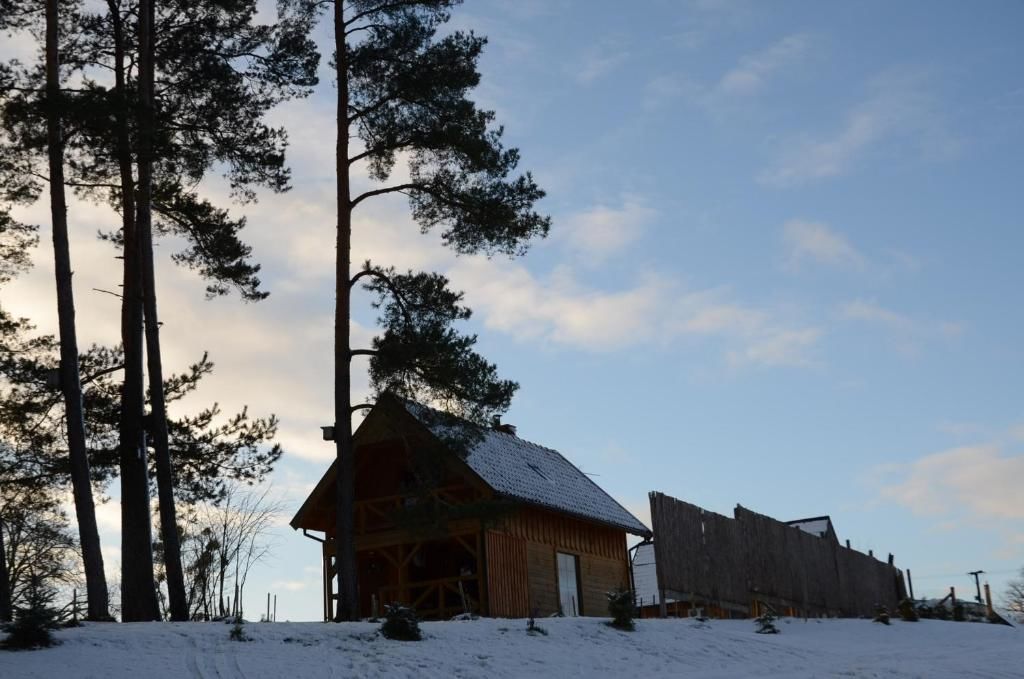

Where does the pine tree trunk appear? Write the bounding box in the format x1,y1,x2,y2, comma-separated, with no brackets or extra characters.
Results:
116,0,160,622
0,518,11,621
133,0,188,623
333,0,358,622
45,0,110,622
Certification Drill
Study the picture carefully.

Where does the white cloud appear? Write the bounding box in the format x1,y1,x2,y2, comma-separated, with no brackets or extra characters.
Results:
448,258,821,367
716,33,811,97
727,327,821,368
839,299,963,354
877,444,1024,521
783,220,863,270
760,68,958,187
840,299,913,331
569,40,630,84
271,580,308,592
559,199,655,263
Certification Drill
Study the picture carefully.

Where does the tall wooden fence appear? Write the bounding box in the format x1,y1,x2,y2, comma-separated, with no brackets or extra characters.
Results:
649,492,906,617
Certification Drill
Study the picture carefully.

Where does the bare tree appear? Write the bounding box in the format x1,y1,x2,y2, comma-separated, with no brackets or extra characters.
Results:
1004,568,1024,622
0,486,80,616
171,485,283,620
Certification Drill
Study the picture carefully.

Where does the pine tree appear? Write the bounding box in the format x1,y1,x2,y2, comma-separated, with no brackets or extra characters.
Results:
1,0,316,620
280,0,550,620
0,0,112,621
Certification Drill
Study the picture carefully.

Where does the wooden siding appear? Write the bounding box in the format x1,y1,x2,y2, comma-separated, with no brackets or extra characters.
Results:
485,530,530,617
525,540,558,615
580,553,629,616
498,507,627,561
488,506,630,617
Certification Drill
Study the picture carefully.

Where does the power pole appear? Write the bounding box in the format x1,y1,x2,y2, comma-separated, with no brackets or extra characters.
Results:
968,570,985,603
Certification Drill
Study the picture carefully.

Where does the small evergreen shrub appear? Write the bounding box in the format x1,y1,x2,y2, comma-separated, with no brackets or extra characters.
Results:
2,603,61,650
229,615,248,642
606,588,636,631
526,613,547,636
380,603,421,641
754,607,779,634
934,604,949,621
952,603,965,622
873,605,890,625
897,598,919,622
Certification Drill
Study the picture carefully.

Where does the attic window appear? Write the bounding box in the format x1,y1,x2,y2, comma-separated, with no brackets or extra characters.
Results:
527,462,552,483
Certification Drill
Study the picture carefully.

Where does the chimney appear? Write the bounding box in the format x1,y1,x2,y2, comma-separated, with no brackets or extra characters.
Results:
491,415,517,436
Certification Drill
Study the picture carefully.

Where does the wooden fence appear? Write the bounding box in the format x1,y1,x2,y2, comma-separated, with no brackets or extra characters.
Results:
649,492,906,618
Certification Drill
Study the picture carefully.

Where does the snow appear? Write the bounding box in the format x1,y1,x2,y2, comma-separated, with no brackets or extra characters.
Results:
3,616,1020,678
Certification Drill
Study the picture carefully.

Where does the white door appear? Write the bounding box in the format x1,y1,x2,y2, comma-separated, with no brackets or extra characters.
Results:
557,552,580,616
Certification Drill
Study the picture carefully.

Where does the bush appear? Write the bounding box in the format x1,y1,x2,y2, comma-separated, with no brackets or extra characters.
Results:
606,588,635,631
526,614,547,636
380,603,421,641
873,605,890,625
229,615,248,642
897,598,919,622
754,606,779,634
952,603,965,622
2,603,60,651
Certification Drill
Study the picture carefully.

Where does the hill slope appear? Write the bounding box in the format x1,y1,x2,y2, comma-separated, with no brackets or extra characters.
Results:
2,616,1020,678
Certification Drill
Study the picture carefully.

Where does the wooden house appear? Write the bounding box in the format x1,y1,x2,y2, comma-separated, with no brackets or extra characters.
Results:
290,395,651,620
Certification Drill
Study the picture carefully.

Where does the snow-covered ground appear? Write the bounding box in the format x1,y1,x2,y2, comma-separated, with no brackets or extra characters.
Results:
2,616,1020,678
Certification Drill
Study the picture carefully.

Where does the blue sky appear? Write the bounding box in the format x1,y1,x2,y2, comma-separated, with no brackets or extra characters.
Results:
5,0,1024,620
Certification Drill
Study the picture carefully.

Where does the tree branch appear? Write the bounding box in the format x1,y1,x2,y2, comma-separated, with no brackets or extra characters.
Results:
349,182,420,208
349,267,412,327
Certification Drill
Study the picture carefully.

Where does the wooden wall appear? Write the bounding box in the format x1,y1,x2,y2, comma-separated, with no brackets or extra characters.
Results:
650,492,906,617
485,531,530,617
485,507,630,617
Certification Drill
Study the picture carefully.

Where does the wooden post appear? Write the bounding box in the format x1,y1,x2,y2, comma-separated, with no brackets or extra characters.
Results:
273,595,277,622
658,589,667,618
907,569,914,600
266,592,270,622
984,583,993,618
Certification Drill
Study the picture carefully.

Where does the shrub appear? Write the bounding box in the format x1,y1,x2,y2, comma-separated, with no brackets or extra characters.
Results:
897,598,919,622
2,604,60,650
873,605,890,625
526,613,547,636
229,615,248,642
952,603,965,622
380,603,421,641
754,606,779,634
606,588,635,631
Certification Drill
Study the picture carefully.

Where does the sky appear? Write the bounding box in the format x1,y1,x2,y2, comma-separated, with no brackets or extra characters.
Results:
3,0,1024,621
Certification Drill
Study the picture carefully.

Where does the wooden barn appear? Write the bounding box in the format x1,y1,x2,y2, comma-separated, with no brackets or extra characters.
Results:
291,396,651,620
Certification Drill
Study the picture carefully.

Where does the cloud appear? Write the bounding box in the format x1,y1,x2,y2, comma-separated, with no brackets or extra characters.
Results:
715,33,812,97
569,40,630,84
877,444,1024,521
783,220,863,270
759,68,958,187
448,258,821,367
559,198,656,263
839,299,963,354
271,580,308,592
727,327,822,368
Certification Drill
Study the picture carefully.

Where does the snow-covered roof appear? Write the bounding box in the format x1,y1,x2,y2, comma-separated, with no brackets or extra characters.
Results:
787,516,832,538
401,400,651,536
